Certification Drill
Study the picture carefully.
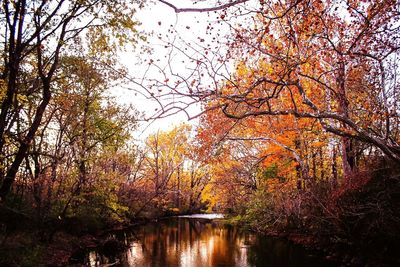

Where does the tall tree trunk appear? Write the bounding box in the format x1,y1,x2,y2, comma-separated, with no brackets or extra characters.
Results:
176,166,181,210
319,147,325,180
295,138,303,190
336,56,355,176
332,146,338,187
0,0,24,153
0,82,51,201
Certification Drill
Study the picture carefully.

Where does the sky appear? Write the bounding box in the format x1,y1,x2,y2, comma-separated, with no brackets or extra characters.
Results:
112,1,228,139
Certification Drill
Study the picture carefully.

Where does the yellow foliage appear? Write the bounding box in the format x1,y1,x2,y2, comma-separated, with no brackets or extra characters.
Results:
0,79,6,101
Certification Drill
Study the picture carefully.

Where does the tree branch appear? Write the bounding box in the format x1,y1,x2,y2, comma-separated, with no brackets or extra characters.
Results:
158,0,249,13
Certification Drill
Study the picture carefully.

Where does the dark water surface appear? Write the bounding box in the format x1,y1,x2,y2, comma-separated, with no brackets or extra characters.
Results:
72,215,337,266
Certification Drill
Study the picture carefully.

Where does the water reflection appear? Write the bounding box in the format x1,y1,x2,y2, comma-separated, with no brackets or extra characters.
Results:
79,218,337,267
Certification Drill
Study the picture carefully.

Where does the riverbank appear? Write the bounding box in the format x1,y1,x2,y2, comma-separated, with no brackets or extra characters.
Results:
1,214,222,266
0,224,110,266
222,215,383,266
0,211,149,267
222,216,400,267
221,168,400,267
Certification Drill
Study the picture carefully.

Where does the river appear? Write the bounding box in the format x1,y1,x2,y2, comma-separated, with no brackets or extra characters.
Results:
71,214,337,266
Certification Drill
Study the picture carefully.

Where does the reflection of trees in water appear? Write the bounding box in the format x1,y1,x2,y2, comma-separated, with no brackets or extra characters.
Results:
90,218,335,266
127,218,249,266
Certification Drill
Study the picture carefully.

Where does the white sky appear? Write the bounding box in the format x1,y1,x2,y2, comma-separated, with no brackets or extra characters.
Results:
113,1,227,139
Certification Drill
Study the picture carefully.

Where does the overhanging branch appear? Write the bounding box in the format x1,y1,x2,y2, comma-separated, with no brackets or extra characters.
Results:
158,0,249,13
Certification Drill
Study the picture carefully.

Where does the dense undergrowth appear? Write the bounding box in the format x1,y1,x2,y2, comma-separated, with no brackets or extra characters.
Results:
226,162,400,266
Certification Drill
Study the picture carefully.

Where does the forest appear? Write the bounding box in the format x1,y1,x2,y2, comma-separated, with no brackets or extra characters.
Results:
0,0,399,266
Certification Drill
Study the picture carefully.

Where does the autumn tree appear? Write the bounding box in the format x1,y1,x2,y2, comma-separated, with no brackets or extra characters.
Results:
53,55,137,218
120,124,212,216
155,0,400,169
0,0,142,200
2,50,137,225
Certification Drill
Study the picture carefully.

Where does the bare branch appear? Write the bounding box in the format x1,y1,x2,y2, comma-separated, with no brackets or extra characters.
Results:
158,0,249,13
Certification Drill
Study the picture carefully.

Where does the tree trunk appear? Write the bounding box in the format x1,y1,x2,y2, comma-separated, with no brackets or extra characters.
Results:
0,82,51,201
336,56,355,176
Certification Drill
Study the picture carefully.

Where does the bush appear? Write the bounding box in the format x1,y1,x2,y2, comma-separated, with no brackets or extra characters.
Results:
332,168,400,262
242,163,400,264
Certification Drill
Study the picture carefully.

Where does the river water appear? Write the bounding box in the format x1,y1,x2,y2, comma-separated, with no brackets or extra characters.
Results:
72,214,337,266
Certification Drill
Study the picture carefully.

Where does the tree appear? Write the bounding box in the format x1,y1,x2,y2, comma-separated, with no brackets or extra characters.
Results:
154,0,400,167
52,55,137,218
0,0,142,200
